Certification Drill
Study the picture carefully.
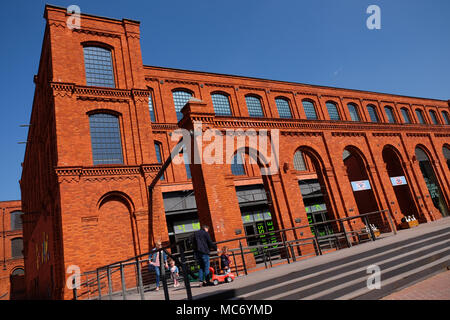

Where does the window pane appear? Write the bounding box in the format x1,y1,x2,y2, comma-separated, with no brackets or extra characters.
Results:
367,105,379,122
231,152,245,176
326,102,340,120
149,93,156,122
347,104,360,121
10,211,23,230
416,110,426,124
275,98,292,119
245,96,264,117
89,113,124,165
211,94,232,116
442,111,450,125
385,107,396,123
302,100,317,120
155,143,164,180
401,108,411,124
173,91,193,121
183,151,192,180
83,46,115,88
11,238,23,258
293,151,306,171
429,111,438,124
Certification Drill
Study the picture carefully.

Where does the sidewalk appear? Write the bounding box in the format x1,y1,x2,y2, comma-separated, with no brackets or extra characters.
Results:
381,270,450,300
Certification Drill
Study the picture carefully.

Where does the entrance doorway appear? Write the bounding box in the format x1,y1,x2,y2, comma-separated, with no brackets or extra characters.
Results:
382,146,421,222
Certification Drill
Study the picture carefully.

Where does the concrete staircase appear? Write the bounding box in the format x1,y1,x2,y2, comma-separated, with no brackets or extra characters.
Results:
193,218,450,300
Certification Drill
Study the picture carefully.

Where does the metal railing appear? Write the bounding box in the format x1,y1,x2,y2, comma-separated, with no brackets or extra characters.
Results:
73,209,395,300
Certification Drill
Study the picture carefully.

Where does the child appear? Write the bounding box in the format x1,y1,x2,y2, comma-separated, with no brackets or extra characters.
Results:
169,259,180,288
220,246,231,274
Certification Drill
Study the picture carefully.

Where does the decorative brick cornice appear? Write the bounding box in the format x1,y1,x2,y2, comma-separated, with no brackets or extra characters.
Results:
434,133,450,137
55,164,162,184
72,28,121,38
204,83,234,89
332,132,366,137
151,123,179,132
406,133,430,137
372,133,401,137
164,79,199,86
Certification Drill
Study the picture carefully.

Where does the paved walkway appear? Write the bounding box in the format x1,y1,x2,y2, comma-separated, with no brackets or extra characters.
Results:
381,270,450,300
101,217,450,300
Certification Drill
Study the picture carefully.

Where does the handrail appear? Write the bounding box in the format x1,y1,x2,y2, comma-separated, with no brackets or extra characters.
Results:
74,209,393,300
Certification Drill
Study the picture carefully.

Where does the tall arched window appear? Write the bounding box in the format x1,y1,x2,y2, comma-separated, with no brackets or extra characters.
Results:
83,46,115,88
275,98,292,119
148,91,156,122
172,90,193,121
401,108,411,124
11,238,23,258
384,106,396,123
429,110,439,124
245,96,264,117
326,101,340,120
347,103,360,121
441,111,450,125
293,150,307,171
366,105,379,123
302,100,317,120
10,211,23,230
154,142,164,180
231,151,246,176
415,109,426,124
211,93,232,116
89,113,124,165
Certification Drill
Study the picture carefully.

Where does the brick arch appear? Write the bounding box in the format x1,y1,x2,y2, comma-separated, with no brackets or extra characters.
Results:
232,145,275,176
95,190,139,264
97,190,135,214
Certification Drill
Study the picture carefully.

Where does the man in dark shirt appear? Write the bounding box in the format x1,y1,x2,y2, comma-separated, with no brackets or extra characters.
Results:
193,225,217,286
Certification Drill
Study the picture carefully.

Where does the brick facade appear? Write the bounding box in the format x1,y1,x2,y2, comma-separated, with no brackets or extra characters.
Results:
0,200,25,300
20,5,450,299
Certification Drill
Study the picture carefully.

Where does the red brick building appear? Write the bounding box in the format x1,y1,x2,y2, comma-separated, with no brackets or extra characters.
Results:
0,200,25,300
20,5,450,299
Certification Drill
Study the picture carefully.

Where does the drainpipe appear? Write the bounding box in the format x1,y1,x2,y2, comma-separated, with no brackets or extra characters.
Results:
2,207,6,270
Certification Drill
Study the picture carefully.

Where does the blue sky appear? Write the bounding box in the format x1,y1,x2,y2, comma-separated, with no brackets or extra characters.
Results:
0,0,449,201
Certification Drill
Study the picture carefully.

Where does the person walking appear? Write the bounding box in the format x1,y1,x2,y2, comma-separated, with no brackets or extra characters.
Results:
193,225,217,286
148,240,168,291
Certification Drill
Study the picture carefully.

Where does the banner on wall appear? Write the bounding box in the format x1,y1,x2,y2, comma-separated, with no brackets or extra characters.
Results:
390,176,407,186
351,180,371,191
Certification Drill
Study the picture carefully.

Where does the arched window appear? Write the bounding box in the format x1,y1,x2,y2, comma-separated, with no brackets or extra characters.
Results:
245,96,264,117
11,238,23,258
366,105,379,123
11,268,24,276
441,111,450,125
326,101,340,120
443,146,450,170
148,91,156,122
154,142,164,180
83,46,115,88
275,98,292,119
429,110,439,124
231,151,246,176
172,90,193,121
211,93,232,116
10,211,23,230
347,103,360,121
415,109,426,124
401,108,411,124
302,100,317,120
293,151,307,171
89,113,124,165
384,106,396,123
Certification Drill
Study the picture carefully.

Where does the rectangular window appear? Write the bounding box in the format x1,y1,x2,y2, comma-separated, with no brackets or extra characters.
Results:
89,113,124,165
83,46,115,88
